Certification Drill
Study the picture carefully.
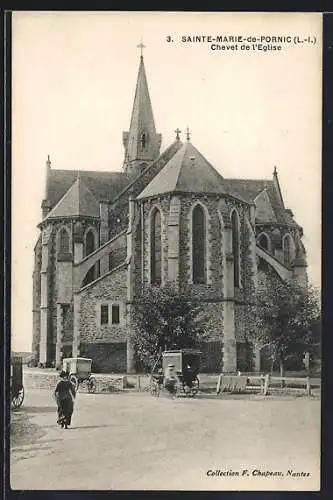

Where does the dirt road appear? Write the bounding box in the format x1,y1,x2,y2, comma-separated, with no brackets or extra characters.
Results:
10,389,320,491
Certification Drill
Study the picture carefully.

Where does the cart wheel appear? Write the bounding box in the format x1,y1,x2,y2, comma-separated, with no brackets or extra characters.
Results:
150,379,160,397
190,376,200,397
87,376,96,393
70,374,79,391
174,380,183,398
184,384,192,398
11,387,24,409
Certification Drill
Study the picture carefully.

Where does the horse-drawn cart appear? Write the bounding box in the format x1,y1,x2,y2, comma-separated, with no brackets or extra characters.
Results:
11,355,25,409
149,349,201,397
62,357,96,393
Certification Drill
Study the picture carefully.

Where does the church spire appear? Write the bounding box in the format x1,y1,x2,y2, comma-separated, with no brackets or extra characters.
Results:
122,45,162,175
272,165,285,208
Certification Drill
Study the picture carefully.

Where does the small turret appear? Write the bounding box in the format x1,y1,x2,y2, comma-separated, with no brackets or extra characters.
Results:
272,165,285,209
292,241,308,285
41,155,52,218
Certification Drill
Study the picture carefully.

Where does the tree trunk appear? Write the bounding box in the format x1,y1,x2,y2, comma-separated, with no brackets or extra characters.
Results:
270,348,276,375
270,356,275,375
279,353,285,388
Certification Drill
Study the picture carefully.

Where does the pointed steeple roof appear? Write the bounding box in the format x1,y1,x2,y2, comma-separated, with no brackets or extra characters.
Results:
44,176,100,220
224,178,297,226
123,54,161,173
254,188,276,223
137,141,246,201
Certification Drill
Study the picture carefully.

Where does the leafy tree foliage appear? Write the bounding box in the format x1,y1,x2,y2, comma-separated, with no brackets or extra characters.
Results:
130,283,209,369
245,269,321,375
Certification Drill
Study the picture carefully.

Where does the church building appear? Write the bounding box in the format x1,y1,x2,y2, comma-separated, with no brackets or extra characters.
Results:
32,50,307,373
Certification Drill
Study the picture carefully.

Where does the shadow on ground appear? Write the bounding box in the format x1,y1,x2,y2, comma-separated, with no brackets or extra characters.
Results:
67,424,117,430
21,406,56,414
12,444,60,453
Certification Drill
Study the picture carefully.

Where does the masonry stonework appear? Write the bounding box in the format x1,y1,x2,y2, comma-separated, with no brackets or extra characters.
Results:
32,53,308,374
79,267,128,343
141,197,170,286
32,236,42,363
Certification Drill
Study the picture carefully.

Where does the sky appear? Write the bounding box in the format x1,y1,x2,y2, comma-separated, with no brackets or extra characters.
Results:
11,12,322,351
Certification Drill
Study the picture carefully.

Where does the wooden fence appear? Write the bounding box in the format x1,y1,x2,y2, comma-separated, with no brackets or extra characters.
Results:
216,373,315,396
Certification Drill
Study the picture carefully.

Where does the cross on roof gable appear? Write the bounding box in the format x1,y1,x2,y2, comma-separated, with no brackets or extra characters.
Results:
137,140,246,201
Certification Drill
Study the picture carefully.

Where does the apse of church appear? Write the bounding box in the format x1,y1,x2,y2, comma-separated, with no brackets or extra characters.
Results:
32,48,307,373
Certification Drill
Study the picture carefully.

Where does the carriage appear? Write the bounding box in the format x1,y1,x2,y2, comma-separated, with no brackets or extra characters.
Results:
62,357,96,393
149,349,201,397
11,355,25,409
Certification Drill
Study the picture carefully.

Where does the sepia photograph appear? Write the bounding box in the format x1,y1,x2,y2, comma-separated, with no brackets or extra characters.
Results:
10,11,322,491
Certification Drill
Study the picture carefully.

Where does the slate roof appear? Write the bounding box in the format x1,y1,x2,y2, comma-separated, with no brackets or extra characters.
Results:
44,176,100,220
224,179,297,226
46,169,128,209
254,188,278,223
137,141,246,202
43,144,296,229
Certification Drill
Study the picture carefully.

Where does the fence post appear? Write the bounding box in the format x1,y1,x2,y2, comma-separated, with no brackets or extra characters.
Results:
263,374,270,396
260,374,264,395
216,374,222,395
306,376,311,397
137,376,141,391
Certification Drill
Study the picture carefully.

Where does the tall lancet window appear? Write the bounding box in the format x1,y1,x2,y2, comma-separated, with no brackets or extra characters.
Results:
151,208,162,285
192,205,206,284
283,234,291,266
231,210,240,287
85,230,95,257
258,233,269,251
59,228,70,254
140,133,147,150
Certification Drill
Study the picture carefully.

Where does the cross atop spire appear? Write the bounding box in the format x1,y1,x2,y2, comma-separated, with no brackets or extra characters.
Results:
174,128,182,141
137,39,146,58
186,126,191,141
46,154,51,168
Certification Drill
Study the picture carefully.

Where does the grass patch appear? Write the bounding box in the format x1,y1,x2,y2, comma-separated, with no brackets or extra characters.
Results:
11,410,45,448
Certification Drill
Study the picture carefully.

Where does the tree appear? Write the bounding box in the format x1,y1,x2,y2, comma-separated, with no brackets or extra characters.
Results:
130,282,209,370
246,269,321,377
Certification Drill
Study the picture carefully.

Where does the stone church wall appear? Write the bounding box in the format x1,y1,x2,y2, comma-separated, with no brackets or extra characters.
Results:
80,342,127,373
179,196,224,299
134,193,257,373
233,210,257,371
48,225,70,364
78,266,128,373
142,197,171,286
32,236,42,363
109,246,127,271
197,302,224,372
134,218,142,294
49,235,58,362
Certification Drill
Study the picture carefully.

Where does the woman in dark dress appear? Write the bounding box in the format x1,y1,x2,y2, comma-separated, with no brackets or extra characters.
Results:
54,371,76,429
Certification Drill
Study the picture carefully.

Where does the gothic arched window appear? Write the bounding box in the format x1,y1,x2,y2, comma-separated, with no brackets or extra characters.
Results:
59,228,70,254
85,230,95,257
258,233,269,251
231,210,240,287
192,204,206,284
283,234,292,266
139,162,148,173
140,133,147,150
151,208,162,284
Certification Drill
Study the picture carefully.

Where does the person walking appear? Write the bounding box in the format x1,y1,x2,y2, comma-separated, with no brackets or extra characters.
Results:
54,370,76,429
